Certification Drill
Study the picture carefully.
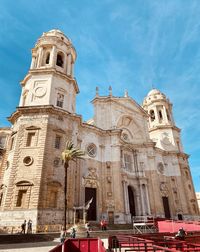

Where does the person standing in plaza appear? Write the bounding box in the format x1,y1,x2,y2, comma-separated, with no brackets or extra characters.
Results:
27,219,32,233
60,227,66,243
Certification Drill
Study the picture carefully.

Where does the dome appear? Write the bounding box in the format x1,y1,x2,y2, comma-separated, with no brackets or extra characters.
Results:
142,88,167,106
35,29,72,48
147,88,162,96
41,29,71,42
146,88,166,99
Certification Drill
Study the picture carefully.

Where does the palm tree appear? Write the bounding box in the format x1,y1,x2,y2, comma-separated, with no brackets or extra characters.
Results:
61,140,85,231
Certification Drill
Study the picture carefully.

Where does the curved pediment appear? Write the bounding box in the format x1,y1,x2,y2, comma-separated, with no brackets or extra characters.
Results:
117,115,144,143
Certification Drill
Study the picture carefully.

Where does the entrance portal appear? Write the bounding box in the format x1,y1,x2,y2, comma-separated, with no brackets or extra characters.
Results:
85,187,97,221
162,196,171,219
128,186,136,217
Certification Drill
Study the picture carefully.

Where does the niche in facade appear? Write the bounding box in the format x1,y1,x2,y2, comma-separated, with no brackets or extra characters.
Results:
56,52,64,67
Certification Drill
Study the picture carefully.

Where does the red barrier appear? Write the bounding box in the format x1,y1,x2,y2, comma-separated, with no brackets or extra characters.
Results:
61,238,106,252
109,234,200,252
157,220,200,233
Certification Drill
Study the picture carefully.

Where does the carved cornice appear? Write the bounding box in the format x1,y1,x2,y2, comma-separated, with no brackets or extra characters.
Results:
7,105,122,138
149,125,181,133
20,69,79,94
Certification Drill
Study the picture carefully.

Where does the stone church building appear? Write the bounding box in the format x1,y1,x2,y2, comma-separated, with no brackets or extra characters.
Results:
0,30,199,232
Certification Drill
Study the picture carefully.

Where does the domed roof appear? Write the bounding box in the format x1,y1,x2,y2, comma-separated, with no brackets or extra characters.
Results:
42,29,71,42
147,88,162,96
142,88,167,106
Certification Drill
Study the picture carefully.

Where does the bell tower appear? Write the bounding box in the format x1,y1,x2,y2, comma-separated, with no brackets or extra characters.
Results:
19,29,79,113
142,89,183,152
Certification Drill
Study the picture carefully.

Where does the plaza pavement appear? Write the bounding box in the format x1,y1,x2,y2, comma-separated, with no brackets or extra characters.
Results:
0,238,108,252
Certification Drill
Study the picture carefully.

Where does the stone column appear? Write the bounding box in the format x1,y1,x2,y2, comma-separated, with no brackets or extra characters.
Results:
30,57,36,69
64,54,67,73
136,190,141,216
122,180,129,214
50,45,57,68
145,185,151,215
67,54,72,76
37,47,43,68
163,106,169,124
154,106,160,124
139,184,145,215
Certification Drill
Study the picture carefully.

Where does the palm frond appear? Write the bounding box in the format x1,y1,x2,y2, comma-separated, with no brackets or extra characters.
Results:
62,140,85,163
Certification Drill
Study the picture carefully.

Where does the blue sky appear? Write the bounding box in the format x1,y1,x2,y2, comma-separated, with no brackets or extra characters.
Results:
0,0,200,191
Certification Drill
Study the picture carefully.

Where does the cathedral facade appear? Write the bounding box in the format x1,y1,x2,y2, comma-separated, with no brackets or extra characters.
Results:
0,30,199,232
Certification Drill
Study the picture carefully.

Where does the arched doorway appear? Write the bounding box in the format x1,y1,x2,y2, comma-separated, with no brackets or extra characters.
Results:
162,196,171,219
85,187,97,221
128,186,136,217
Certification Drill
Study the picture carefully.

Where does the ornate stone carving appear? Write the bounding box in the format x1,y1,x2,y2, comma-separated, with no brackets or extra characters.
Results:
157,162,164,174
160,182,168,196
83,167,98,188
161,132,171,146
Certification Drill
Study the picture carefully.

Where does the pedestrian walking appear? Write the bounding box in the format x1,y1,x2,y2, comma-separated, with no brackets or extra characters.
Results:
21,220,26,234
70,227,76,238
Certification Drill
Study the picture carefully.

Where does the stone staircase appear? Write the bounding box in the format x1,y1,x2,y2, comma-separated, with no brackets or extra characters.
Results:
69,222,134,239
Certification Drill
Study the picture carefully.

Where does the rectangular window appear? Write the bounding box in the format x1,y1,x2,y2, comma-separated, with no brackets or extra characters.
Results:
26,132,36,147
56,93,64,108
49,191,57,208
16,190,27,207
55,135,61,149
124,154,132,171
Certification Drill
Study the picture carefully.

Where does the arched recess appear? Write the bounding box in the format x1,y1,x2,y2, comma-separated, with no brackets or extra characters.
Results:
46,181,62,209
128,185,136,217
41,47,51,66
83,167,99,221
15,181,33,208
56,51,64,67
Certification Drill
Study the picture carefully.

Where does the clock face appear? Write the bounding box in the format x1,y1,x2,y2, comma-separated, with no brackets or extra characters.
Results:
33,86,47,97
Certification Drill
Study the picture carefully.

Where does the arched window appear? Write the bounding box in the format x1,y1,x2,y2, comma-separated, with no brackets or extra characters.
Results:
149,110,155,121
56,52,64,67
159,110,163,120
45,52,50,64
41,48,51,66
166,109,171,121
